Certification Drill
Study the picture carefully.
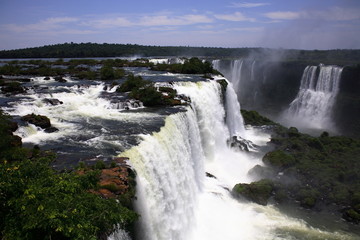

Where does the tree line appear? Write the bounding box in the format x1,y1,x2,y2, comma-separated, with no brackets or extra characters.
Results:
0,43,359,65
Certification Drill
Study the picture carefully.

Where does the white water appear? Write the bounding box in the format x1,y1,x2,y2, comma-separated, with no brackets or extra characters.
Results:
6,83,156,147
230,59,244,96
116,80,356,240
224,81,246,138
284,64,343,131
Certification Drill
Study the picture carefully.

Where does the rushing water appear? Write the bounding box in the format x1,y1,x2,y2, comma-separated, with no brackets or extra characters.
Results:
283,64,343,132
1,66,358,239
116,80,357,240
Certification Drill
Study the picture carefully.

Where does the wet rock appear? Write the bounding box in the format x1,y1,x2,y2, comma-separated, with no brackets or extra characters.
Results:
54,76,67,83
228,136,258,152
206,172,217,179
44,77,51,80
44,127,59,133
21,113,51,129
1,82,25,94
43,98,63,105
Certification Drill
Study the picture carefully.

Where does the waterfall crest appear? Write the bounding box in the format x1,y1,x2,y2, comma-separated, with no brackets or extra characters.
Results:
285,64,343,130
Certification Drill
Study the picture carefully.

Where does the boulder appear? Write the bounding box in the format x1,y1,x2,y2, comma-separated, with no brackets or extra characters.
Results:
43,98,63,105
54,76,67,83
21,113,51,129
44,127,59,133
1,82,25,94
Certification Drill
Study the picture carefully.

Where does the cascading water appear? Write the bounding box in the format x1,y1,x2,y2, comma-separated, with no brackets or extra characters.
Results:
115,80,355,240
284,64,343,131
224,80,246,138
230,59,244,95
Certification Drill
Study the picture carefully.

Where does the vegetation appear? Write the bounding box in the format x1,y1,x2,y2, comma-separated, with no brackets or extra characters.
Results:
240,109,277,126
1,43,360,65
150,57,221,75
117,74,182,107
0,110,138,239
233,179,274,206
234,110,360,224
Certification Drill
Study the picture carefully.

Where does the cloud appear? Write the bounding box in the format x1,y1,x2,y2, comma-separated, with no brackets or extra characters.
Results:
226,27,263,32
87,17,133,28
230,2,270,8
215,12,255,21
138,14,213,26
3,17,78,32
264,11,301,20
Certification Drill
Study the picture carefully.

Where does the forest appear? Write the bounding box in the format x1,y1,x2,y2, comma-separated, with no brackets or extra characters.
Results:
1,43,360,65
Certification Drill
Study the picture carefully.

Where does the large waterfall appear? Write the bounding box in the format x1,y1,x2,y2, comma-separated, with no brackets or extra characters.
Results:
284,64,343,131
116,80,352,240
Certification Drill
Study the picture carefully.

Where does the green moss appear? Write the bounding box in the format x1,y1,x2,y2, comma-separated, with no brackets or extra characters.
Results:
233,179,274,205
240,109,277,126
263,150,296,169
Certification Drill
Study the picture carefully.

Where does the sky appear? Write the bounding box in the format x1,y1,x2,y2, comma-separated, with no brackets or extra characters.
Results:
0,0,359,50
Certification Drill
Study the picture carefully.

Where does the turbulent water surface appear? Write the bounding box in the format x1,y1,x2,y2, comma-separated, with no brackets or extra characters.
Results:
1,65,358,239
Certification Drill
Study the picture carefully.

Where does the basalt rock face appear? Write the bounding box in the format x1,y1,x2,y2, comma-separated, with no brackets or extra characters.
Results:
333,64,360,138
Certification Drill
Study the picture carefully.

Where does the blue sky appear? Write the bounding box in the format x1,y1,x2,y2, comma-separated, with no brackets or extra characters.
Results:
0,0,359,50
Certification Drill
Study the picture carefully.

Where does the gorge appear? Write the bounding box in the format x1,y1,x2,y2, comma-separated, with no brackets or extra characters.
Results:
0,55,359,239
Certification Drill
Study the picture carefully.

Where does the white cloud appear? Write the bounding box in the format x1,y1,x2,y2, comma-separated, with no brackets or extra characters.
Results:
230,2,270,8
264,11,301,20
88,17,133,28
226,27,263,32
138,14,213,26
3,17,78,32
215,12,255,21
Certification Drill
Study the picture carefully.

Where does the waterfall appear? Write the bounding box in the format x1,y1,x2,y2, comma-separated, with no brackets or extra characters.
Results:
120,109,205,240
251,60,256,82
113,80,356,240
285,64,343,130
230,59,244,95
212,59,220,70
225,81,246,137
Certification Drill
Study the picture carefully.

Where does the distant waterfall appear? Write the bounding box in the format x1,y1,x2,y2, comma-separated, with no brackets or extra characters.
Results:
285,64,343,130
230,60,244,95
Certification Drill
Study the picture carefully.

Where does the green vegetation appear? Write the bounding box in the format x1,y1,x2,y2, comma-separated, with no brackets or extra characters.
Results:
233,179,274,205
100,65,125,80
118,74,182,107
0,110,138,239
234,109,360,223
151,57,221,75
240,109,277,126
1,43,360,65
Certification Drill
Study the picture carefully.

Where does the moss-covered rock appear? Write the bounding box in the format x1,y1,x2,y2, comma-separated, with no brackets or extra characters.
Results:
233,179,274,205
216,79,228,93
240,109,277,126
